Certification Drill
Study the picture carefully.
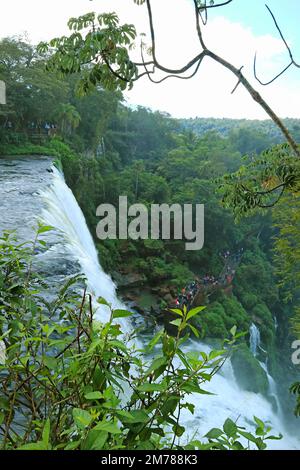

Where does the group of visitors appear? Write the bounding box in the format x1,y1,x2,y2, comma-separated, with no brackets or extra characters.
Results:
175,280,200,307
2,120,57,136
173,247,244,309
222,250,231,259
29,121,57,136
174,274,219,308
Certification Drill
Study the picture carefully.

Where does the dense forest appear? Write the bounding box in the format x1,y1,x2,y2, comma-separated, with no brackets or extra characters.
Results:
0,36,299,450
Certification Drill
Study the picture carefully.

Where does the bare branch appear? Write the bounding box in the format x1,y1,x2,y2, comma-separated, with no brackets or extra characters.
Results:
198,0,208,26
258,186,285,208
146,0,206,74
140,39,204,84
256,182,286,196
254,5,300,86
142,57,204,84
205,49,300,156
231,66,244,94
254,52,293,86
193,0,207,49
200,0,233,9
266,4,300,68
133,59,154,67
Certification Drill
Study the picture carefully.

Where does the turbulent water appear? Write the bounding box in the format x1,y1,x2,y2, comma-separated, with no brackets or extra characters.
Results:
40,165,127,327
0,156,124,326
0,156,299,450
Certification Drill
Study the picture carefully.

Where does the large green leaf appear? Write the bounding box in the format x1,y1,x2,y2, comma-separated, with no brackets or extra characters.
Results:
137,382,166,392
186,306,206,320
73,408,93,429
83,430,108,450
223,418,237,438
94,420,121,434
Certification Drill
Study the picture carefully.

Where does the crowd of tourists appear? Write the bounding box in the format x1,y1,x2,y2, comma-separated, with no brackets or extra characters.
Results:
173,248,244,308
3,120,58,136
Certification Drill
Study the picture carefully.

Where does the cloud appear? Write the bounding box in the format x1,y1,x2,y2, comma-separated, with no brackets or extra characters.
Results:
0,0,298,119
123,6,298,120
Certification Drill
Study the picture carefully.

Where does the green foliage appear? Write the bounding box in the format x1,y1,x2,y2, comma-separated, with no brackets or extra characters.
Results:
272,194,300,337
193,296,249,340
200,416,282,450
0,37,69,128
219,143,300,218
290,382,300,417
181,117,300,146
38,12,138,93
0,142,57,157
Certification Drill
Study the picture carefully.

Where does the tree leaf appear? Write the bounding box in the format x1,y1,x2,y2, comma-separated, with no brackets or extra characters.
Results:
94,420,121,434
73,408,93,429
223,418,237,437
17,441,47,450
42,418,51,449
205,428,223,439
113,309,133,319
84,391,102,400
137,382,166,392
186,306,206,320
83,430,108,450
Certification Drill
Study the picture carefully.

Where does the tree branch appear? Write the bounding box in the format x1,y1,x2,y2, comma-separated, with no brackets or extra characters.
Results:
143,1,299,156
253,5,300,86
258,185,285,208
199,0,233,9
193,0,207,49
146,0,206,74
266,4,300,68
206,49,300,156
254,53,293,86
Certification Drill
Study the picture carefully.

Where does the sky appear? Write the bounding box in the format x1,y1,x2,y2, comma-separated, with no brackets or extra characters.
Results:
0,0,299,119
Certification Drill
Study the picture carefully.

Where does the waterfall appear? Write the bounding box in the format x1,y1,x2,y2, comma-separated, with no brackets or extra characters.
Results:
249,324,282,416
40,166,128,328
249,323,261,356
259,361,282,416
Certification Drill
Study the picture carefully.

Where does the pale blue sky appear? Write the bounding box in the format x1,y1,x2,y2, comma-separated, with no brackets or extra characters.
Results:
210,0,300,39
209,0,300,78
0,0,299,119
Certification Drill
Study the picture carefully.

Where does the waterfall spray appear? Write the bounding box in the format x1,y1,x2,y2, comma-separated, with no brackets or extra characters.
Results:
40,166,129,330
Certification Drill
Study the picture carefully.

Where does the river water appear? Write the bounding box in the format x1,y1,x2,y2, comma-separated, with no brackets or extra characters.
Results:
0,156,299,450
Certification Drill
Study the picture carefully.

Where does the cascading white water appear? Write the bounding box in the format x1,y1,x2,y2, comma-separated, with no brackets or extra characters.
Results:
177,340,298,449
40,166,128,329
259,361,282,416
249,323,261,356
39,166,299,450
249,323,282,416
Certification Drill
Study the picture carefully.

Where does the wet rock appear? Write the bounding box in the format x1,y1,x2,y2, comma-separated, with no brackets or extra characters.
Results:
117,272,147,288
252,314,264,326
163,293,174,303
